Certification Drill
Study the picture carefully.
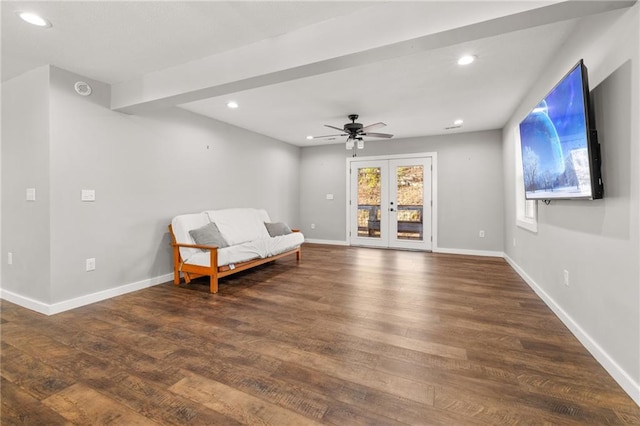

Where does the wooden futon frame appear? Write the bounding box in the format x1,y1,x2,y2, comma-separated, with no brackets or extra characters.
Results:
168,224,301,293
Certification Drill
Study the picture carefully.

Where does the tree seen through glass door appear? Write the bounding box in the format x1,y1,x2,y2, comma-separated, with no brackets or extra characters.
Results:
357,167,381,237
395,166,424,240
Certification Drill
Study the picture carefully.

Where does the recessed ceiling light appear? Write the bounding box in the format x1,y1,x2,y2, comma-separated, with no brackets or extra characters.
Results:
454,119,464,126
227,101,239,109
306,136,314,140
16,11,52,28
457,55,476,66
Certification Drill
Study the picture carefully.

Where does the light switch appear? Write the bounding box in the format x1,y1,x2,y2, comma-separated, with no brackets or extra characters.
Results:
26,188,36,201
86,258,96,271
326,194,334,200
81,189,96,202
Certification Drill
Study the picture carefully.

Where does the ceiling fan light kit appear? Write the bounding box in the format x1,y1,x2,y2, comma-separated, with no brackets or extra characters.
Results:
346,139,354,150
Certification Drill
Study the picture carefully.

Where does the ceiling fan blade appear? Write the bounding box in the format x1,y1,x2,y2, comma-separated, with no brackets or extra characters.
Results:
362,132,393,138
311,133,347,139
324,124,345,132
361,122,386,132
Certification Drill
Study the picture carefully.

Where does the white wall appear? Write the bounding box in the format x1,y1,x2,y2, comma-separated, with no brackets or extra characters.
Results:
502,5,639,402
1,66,52,302
300,130,504,253
2,66,300,309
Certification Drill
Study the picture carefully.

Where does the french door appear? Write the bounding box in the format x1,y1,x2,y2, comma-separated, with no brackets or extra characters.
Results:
349,157,432,250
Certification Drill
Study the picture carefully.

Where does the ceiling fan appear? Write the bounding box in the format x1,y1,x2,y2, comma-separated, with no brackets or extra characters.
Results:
311,114,393,151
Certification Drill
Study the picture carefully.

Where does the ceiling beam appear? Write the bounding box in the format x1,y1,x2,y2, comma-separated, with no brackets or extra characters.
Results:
111,1,635,114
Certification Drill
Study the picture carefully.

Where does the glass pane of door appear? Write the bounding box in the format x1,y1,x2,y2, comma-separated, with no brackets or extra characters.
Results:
350,160,389,248
395,165,423,241
357,167,382,238
389,157,432,251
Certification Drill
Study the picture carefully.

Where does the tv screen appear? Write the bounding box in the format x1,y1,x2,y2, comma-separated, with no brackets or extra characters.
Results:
519,60,603,200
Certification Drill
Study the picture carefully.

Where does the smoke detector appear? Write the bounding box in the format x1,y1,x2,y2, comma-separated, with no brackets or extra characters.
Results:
74,81,92,96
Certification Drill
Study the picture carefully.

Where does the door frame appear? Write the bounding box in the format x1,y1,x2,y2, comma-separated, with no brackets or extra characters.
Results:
346,152,438,251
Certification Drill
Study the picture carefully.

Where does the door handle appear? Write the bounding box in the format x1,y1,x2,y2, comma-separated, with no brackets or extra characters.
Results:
390,208,396,212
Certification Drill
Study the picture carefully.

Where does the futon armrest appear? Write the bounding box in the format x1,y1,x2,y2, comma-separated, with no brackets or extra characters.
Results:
171,242,218,250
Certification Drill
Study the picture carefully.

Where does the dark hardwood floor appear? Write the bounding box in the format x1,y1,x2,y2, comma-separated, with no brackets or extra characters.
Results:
1,243,638,425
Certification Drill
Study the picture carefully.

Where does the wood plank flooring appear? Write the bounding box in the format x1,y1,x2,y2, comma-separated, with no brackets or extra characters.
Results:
1,243,638,425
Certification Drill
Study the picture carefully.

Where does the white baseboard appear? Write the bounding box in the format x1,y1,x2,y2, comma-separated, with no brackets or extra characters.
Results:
0,273,173,316
304,239,349,246
0,289,51,315
305,241,505,258
504,254,640,406
433,247,505,258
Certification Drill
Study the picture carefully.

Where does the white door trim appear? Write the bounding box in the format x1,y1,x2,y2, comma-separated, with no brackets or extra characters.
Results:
346,152,438,251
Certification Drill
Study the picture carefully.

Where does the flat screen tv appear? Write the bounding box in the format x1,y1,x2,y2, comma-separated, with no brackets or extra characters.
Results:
519,59,603,200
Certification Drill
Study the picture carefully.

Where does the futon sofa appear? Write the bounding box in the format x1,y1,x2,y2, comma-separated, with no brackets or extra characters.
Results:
169,208,304,293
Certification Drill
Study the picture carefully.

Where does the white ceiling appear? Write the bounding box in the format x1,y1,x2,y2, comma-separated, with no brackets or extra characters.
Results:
2,1,633,147
2,1,376,84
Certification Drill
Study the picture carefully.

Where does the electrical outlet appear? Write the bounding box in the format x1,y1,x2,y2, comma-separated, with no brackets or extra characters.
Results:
479,230,485,238
513,238,517,247
86,258,96,271
563,270,569,286
311,223,316,229
7,252,13,265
